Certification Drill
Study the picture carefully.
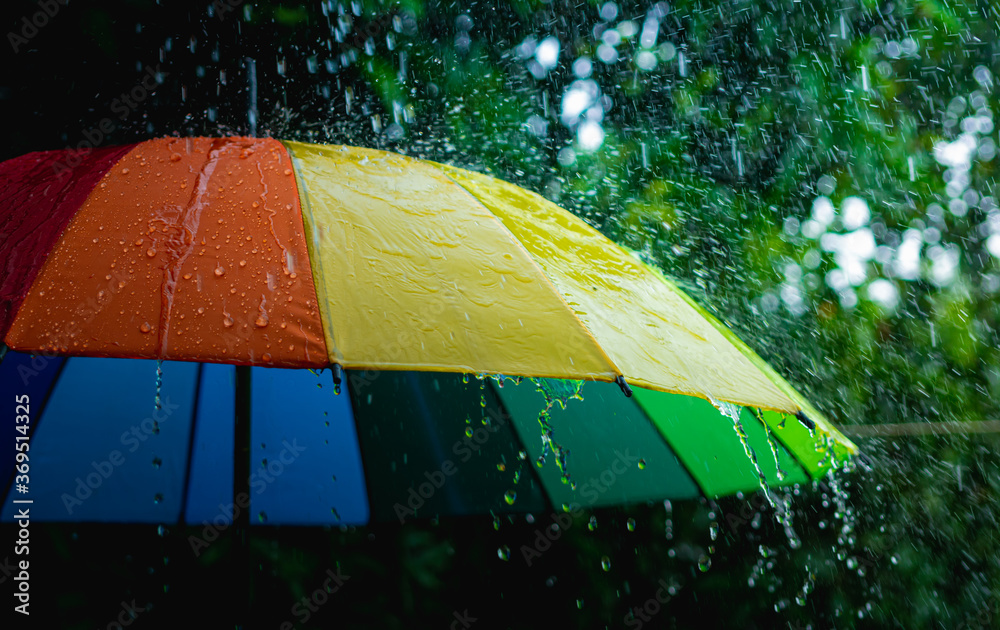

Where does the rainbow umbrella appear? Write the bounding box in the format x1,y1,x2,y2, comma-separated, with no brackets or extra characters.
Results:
0,137,855,526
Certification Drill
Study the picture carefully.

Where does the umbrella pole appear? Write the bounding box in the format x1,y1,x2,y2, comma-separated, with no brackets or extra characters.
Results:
234,365,252,627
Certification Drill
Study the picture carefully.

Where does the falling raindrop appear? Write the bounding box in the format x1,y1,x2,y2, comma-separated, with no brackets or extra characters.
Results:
698,554,712,572
504,490,517,505
600,556,611,571
497,545,510,561
154,360,164,411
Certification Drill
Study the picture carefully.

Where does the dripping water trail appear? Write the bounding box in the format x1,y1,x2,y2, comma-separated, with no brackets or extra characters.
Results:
712,399,776,508
153,359,164,417
754,408,787,481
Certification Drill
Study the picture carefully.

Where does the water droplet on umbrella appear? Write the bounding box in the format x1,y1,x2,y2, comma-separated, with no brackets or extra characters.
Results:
255,315,268,328
146,248,156,258
637,459,646,470
140,322,152,333
223,314,234,328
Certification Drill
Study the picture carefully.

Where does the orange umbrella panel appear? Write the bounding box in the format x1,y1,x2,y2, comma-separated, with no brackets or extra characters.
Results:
4,137,328,368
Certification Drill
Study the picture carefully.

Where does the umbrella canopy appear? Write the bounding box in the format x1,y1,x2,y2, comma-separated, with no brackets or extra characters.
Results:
0,137,855,524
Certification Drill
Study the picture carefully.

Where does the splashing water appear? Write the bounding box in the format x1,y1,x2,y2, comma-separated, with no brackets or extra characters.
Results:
712,399,775,508
753,408,787,481
528,379,582,488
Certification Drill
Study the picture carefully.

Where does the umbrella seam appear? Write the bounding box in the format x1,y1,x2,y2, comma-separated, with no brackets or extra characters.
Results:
281,141,338,366
431,166,623,382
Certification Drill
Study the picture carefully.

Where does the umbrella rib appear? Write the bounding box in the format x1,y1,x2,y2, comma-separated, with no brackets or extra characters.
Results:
435,169,623,384
631,397,712,499
177,362,205,525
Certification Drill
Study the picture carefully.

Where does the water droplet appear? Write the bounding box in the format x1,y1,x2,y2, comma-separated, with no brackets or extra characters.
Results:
504,490,517,505
146,248,156,258
223,314,234,328
600,556,611,571
152,457,162,469
154,360,164,411
139,322,152,334
255,315,268,328
214,265,225,277
698,554,712,572
637,458,646,470
262,353,272,362
587,516,598,531
169,153,182,162
153,493,163,504
157,525,166,536
627,518,636,532
497,545,510,561
710,521,719,541
258,511,267,523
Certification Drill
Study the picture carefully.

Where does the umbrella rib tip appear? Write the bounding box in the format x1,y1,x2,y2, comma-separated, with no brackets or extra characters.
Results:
615,375,633,398
795,410,816,432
